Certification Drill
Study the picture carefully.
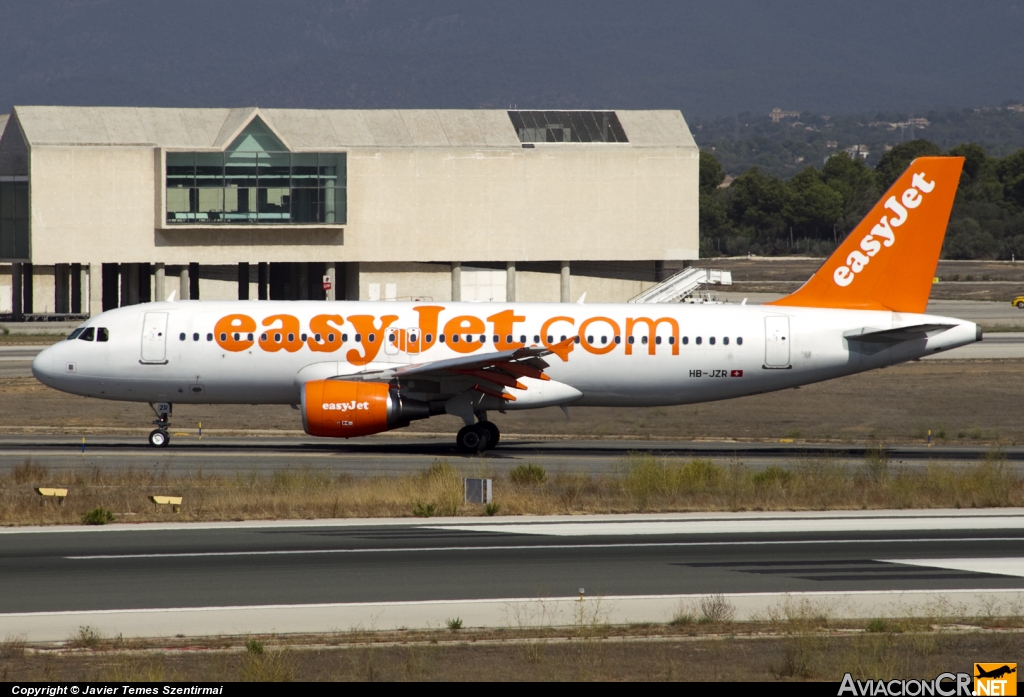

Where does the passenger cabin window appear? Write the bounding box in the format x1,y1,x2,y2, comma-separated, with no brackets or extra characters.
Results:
180,333,186,341
737,337,744,345
97,328,109,342
79,328,95,342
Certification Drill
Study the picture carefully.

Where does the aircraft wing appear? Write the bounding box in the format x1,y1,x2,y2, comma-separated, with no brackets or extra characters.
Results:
330,338,574,401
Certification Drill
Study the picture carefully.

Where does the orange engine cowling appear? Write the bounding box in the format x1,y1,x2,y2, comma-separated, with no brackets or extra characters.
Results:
302,380,431,438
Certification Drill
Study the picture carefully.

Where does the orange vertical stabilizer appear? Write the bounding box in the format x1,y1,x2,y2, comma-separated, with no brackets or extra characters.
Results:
766,156,964,313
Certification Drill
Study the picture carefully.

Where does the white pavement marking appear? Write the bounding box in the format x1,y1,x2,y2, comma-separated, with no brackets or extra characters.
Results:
4,589,1024,642
5,508,1024,535
433,515,1024,537
63,538,1024,561
884,558,1024,578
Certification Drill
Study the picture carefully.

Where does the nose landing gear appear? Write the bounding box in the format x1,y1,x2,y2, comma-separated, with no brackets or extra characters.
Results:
148,402,172,447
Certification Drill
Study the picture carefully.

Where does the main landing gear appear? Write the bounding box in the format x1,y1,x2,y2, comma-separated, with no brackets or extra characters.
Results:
456,413,500,454
148,402,172,448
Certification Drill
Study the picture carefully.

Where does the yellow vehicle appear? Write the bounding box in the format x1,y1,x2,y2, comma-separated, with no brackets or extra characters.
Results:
1013,295,1024,309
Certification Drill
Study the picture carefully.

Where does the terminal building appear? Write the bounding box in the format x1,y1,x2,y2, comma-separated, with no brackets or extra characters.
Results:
0,107,698,317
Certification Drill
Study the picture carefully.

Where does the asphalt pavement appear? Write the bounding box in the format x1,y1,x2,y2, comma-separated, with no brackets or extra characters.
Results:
1,434,1022,475
2,511,1023,639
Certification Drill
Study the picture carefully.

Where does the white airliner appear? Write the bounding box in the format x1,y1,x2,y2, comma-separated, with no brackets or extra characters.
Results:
33,157,979,452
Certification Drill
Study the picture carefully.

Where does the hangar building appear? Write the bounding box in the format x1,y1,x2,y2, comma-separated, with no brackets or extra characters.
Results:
0,107,698,317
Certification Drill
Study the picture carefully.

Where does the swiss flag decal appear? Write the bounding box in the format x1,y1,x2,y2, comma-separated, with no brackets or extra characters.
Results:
730,370,744,377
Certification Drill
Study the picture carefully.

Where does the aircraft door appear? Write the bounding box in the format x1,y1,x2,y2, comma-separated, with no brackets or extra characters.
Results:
141,312,169,363
764,316,791,368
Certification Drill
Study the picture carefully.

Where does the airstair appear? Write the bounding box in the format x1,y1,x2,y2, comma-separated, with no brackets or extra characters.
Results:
628,267,733,304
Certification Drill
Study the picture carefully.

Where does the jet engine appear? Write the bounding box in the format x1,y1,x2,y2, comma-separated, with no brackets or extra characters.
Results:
301,380,431,438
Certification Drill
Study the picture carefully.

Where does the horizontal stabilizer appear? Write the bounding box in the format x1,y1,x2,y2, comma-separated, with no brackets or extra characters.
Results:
844,323,955,344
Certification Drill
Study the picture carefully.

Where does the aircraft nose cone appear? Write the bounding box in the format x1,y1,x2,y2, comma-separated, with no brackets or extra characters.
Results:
31,346,57,385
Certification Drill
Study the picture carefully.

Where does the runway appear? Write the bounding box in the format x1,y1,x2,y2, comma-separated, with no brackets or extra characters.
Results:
2,511,1023,639
1,434,1023,475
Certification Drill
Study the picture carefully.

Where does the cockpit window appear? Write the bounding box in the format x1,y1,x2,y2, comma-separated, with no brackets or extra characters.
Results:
78,327,95,341
97,328,109,342
67,328,85,341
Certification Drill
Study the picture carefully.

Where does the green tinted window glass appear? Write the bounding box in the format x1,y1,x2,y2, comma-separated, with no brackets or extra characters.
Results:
166,152,195,188
195,153,224,188
291,153,318,187
166,119,345,224
257,152,290,189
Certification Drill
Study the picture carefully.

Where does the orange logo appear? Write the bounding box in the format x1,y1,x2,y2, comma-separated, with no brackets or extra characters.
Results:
975,664,1017,696
213,309,689,364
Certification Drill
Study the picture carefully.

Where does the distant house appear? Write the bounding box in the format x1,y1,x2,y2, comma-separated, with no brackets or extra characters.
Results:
844,144,870,159
769,108,800,123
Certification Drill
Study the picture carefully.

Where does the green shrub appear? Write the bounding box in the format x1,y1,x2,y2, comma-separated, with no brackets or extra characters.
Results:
412,501,436,518
81,507,115,525
484,502,501,516
245,639,264,655
446,617,463,631
751,466,793,488
509,464,547,485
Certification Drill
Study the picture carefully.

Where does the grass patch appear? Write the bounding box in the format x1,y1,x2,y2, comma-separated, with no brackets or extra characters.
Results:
509,464,547,485
2,455,1024,526
81,507,115,525
5,623,1024,681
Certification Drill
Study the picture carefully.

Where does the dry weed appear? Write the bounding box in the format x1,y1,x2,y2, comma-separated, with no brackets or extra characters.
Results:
2,454,1023,525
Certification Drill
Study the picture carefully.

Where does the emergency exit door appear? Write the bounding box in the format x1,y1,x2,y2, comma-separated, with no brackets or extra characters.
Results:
140,312,168,363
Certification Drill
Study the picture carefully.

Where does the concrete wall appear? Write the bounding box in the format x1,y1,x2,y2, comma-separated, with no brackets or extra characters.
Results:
27,144,697,267
356,262,657,304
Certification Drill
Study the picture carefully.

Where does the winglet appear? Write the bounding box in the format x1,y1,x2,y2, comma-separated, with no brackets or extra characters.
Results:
767,156,964,313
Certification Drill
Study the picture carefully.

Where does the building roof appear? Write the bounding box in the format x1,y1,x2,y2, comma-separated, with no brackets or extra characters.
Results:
9,106,695,150
0,114,8,142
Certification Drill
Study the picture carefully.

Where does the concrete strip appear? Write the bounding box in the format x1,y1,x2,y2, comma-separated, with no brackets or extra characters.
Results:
4,589,1024,642
886,558,1024,578
433,515,1024,537
4,507,1024,535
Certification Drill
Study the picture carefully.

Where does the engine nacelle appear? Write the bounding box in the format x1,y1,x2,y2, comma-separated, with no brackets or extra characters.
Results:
301,380,431,438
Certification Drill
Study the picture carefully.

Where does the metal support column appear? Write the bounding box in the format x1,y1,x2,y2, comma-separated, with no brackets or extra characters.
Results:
71,263,82,314
325,261,336,301
237,262,250,300
257,262,268,300
88,263,103,316
188,262,199,300
11,263,22,318
506,261,516,302
560,261,570,303
154,263,165,302
451,262,462,302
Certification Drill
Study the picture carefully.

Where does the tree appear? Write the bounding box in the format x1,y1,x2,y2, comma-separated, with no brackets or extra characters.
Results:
874,139,943,191
727,167,789,236
996,147,1024,210
784,167,843,238
943,218,997,259
821,152,878,225
699,151,726,194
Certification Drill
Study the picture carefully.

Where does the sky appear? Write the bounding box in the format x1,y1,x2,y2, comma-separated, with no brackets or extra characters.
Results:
1,0,1022,117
